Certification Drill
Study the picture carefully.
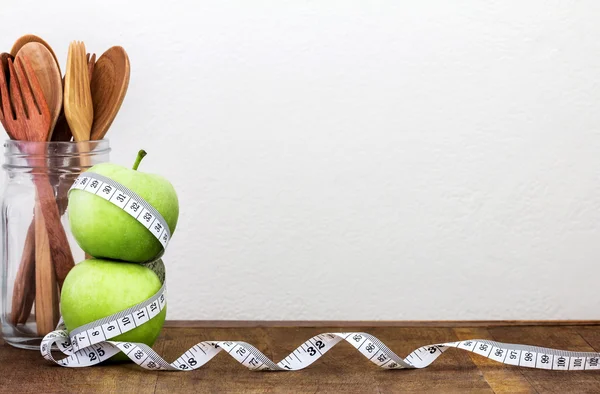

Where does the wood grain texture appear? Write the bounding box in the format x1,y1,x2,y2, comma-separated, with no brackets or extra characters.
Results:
32,175,75,288
9,221,36,325
9,34,61,75
453,327,535,393
34,200,59,335
2,324,600,393
486,326,600,393
64,41,93,142
0,52,14,134
89,46,130,141
14,42,62,136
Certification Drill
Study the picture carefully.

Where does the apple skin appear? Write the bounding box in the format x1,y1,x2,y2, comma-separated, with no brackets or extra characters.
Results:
60,259,166,361
68,162,179,262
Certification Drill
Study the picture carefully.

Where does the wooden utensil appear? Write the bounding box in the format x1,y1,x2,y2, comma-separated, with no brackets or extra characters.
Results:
0,52,12,69
33,199,59,334
52,53,96,143
90,46,130,140
9,222,36,324
11,57,58,334
0,59,27,141
6,58,50,139
15,43,62,138
87,53,96,80
3,56,73,333
0,53,13,134
52,52,96,217
64,41,93,142
64,42,95,261
10,34,61,74
9,44,62,326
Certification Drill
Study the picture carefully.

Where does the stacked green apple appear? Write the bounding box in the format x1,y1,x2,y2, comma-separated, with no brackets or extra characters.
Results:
60,150,179,361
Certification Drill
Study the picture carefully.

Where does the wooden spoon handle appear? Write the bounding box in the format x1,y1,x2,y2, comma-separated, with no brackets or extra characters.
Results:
34,198,59,335
10,221,36,325
33,174,75,288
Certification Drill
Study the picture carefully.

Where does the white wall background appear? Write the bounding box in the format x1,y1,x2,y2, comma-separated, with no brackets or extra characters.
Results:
1,1,600,320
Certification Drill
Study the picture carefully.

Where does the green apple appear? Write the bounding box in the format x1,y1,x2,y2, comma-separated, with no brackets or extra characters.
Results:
68,150,179,262
60,259,166,361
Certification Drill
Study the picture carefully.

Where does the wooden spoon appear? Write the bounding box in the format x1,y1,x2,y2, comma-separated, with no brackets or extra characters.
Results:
10,34,61,74
90,46,130,140
15,42,62,137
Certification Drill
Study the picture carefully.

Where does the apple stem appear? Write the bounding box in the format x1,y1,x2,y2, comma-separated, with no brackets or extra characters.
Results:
133,150,147,171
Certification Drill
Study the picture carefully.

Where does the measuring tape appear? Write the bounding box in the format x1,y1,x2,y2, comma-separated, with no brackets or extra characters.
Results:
41,173,600,371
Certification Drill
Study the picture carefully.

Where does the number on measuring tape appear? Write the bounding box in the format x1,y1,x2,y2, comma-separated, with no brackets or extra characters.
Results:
110,192,130,208
98,184,116,200
133,308,150,326
125,199,143,218
86,179,102,194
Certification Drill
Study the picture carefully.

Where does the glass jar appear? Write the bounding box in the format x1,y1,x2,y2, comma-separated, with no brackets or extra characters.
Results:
1,140,110,349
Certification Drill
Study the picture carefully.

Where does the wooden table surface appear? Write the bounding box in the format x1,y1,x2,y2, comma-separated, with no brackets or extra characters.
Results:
3,323,600,393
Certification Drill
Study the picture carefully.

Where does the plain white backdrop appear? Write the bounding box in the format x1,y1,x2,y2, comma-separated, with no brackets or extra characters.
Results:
1,1,599,320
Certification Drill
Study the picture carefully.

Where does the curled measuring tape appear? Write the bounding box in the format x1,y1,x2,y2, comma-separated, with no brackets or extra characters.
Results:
41,174,600,371
41,317,600,371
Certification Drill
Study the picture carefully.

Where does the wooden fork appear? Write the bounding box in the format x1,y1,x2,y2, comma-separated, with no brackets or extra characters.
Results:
1,56,76,333
6,57,50,141
65,41,93,142
51,52,95,143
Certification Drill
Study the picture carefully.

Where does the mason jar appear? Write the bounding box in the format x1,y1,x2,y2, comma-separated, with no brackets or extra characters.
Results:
1,140,111,349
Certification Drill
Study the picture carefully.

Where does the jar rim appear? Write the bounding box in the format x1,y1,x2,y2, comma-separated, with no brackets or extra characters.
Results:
3,139,110,147
3,139,111,173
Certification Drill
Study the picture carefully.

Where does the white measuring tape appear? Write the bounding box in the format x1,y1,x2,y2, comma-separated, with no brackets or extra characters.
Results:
40,173,600,371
